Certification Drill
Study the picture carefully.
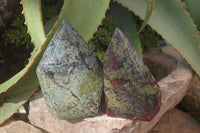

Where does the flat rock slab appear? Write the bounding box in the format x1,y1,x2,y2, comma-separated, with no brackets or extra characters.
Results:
0,120,42,133
149,108,200,133
28,46,193,133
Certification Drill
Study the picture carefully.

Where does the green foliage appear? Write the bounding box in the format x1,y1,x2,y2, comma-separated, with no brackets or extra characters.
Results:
2,5,32,49
139,23,160,53
89,1,144,60
41,0,63,34
107,2,142,56
41,0,63,24
114,0,200,77
89,18,116,61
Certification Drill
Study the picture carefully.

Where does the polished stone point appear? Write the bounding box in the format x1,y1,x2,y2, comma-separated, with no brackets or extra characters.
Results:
103,28,161,121
36,20,103,119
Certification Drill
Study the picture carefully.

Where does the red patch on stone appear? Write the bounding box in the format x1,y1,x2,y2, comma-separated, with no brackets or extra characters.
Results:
111,78,123,88
136,94,161,121
105,96,112,115
105,96,136,118
73,62,77,67
106,94,161,121
41,66,47,72
65,54,68,58
88,101,97,108
104,53,122,73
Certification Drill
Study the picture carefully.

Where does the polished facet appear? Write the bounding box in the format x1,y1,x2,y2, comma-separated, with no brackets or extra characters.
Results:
103,28,161,121
36,20,103,119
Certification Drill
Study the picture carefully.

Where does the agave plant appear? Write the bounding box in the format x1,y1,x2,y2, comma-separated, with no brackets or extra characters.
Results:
0,0,200,125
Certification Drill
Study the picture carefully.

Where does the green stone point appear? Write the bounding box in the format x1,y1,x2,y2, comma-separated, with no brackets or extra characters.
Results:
36,20,103,119
103,28,161,121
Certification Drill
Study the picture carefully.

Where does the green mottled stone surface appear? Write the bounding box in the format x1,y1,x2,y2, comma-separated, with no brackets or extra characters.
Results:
36,20,103,119
103,28,161,121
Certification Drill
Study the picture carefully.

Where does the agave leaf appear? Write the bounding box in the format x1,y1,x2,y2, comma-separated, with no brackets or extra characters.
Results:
44,14,60,35
185,0,200,30
0,88,38,125
0,0,110,125
107,2,142,56
114,0,200,77
60,0,110,41
132,0,156,37
0,0,45,94
0,0,45,124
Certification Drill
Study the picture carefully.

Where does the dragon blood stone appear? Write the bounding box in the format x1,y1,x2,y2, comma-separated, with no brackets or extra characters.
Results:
36,20,103,119
103,28,161,121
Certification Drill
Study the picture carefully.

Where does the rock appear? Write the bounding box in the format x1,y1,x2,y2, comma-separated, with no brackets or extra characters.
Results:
36,20,103,119
183,75,200,111
29,45,193,133
143,47,177,81
149,109,200,133
0,120,42,133
103,28,161,121
29,90,133,133
12,106,29,122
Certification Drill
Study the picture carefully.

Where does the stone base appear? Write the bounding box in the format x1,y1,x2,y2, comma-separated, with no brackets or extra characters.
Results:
28,46,193,133
150,109,200,133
